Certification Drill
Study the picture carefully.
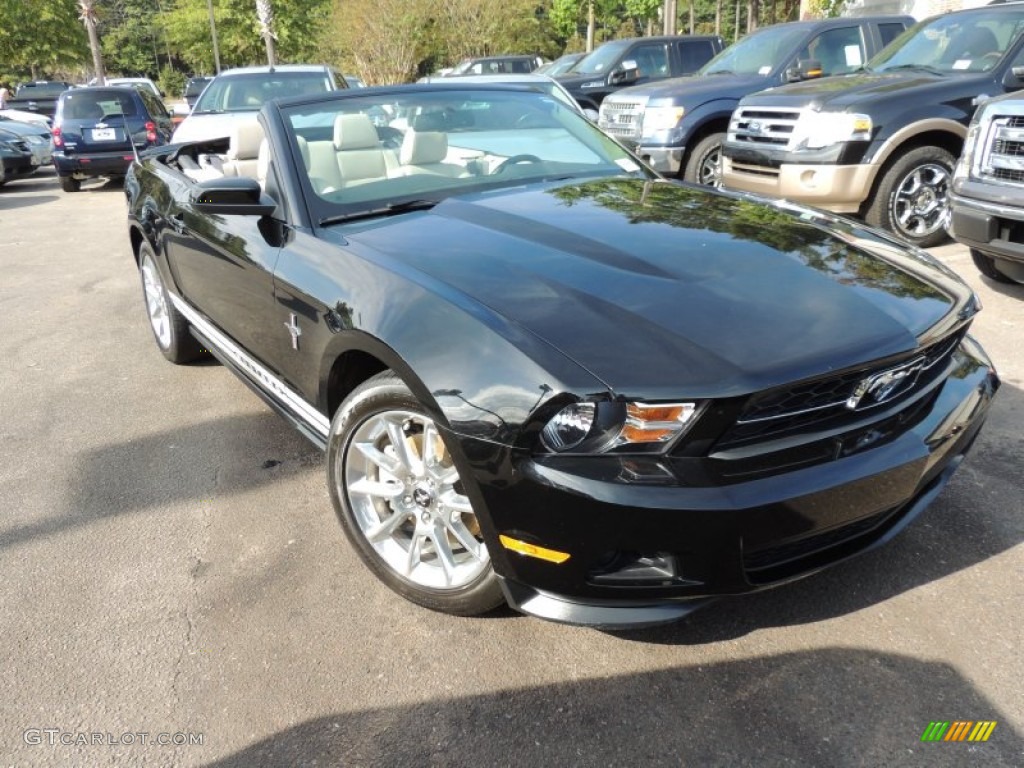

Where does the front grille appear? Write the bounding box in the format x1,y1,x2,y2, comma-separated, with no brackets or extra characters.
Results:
715,328,965,451
728,107,802,149
598,97,647,142
980,114,1024,183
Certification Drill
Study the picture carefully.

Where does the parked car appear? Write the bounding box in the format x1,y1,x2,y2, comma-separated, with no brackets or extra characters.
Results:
0,126,40,186
0,108,52,128
423,73,589,117
105,77,163,98
183,76,213,109
53,85,174,192
599,16,912,185
0,115,53,166
5,81,73,123
557,36,724,111
344,74,367,88
125,84,997,627
172,64,345,143
536,52,586,77
721,3,1024,248
448,55,543,76
947,91,1024,285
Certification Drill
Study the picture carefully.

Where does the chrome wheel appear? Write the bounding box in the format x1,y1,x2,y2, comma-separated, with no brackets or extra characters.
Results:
697,145,721,186
141,253,171,349
341,409,490,590
891,163,949,240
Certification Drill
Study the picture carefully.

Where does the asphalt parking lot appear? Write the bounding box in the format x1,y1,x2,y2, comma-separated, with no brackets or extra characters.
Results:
0,167,1021,767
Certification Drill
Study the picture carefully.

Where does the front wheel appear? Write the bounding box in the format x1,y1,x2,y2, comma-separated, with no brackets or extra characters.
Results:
865,146,954,248
327,371,503,616
138,243,205,363
682,132,725,187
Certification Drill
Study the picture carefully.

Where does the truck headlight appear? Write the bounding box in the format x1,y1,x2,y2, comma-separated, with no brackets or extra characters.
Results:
642,106,685,136
794,112,872,150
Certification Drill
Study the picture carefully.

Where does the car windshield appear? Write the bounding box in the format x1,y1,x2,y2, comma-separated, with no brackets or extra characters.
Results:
698,25,809,76
194,71,333,114
572,41,631,74
185,78,211,98
282,88,652,221
538,53,584,76
870,10,1024,74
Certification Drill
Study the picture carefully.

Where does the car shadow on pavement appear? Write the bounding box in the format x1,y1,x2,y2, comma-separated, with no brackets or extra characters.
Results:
975,273,1024,299
200,649,1019,768
615,380,1024,645
0,411,321,552
0,191,59,208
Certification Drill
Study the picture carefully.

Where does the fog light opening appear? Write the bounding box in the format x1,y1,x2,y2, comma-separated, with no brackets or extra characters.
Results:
588,551,689,586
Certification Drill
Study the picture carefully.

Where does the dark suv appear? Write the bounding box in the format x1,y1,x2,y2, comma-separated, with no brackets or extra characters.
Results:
53,86,174,192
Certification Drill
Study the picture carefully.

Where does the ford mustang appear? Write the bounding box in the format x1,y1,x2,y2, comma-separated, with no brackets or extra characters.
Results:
125,84,998,628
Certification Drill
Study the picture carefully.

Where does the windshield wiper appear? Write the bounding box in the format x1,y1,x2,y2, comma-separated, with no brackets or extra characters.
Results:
319,199,439,227
877,64,944,75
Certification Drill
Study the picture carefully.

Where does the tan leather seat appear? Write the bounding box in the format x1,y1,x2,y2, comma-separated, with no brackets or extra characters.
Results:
333,113,387,187
397,131,468,178
222,121,264,179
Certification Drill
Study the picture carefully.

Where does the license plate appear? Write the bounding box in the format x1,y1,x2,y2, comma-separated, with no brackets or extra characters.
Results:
91,128,116,141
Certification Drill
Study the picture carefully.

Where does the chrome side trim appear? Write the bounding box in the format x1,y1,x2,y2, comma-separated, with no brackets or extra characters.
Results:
169,293,330,439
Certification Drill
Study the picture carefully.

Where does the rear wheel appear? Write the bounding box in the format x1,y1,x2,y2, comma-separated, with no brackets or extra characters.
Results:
138,243,205,363
865,146,954,248
683,132,725,187
327,371,503,616
59,175,81,193
971,248,1021,284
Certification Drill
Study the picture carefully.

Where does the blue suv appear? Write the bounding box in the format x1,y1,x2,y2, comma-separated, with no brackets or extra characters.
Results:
53,86,173,192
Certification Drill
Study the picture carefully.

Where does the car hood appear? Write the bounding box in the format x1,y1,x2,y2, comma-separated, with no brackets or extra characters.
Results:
619,74,775,106
0,118,49,138
741,70,987,110
171,111,258,143
343,179,970,398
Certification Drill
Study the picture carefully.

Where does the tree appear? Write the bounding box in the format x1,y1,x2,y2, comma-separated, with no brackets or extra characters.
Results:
80,0,106,82
322,0,432,84
256,0,276,66
0,0,87,79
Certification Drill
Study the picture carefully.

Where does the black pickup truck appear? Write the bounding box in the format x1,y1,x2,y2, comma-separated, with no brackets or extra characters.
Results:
722,4,1024,248
556,35,724,113
5,81,73,123
599,17,911,185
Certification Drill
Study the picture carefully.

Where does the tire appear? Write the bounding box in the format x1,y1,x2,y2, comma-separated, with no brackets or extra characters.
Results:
682,132,725,187
865,146,954,248
970,248,1019,284
327,371,503,616
137,242,205,363
59,175,81,193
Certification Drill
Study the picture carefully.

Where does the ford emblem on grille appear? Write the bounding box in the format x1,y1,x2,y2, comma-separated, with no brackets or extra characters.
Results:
846,358,925,410
748,121,762,133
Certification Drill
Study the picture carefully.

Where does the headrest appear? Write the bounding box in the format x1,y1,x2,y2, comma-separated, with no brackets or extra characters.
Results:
400,131,448,165
257,138,271,184
227,120,264,160
333,113,380,151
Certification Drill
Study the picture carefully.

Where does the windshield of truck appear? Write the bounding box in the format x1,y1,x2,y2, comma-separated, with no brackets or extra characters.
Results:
699,25,809,76
572,41,631,74
193,71,333,114
870,10,1024,74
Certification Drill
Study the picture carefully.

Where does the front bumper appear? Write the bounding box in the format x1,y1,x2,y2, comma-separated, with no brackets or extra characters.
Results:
721,155,875,213
55,151,135,178
0,152,37,180
470,338,997,628
635,145,684,175
949,188,1024,267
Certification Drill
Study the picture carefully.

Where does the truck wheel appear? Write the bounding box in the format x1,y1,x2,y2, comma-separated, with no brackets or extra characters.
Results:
683,132,725,187
59,176,81,193
866,146,954,248
970,248,1019,284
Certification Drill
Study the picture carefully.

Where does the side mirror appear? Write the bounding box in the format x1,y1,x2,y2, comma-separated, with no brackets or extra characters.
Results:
610,59,640,85
786,58,823,83
583,107,599,122
1004,66,1024,88
191,177,276,216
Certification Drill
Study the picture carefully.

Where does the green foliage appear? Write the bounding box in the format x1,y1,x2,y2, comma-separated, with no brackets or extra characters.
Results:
158,65,186,97
0,0,88,78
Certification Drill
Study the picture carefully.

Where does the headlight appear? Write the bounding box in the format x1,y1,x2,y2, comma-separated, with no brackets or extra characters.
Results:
794,111,872,150
642,106,685,135
955,110,987,183
539,400,701,454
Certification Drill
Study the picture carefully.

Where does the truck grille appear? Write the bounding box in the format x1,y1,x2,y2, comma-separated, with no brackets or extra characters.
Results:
979,114,1024,183
728,107,802,150
598,96,648,142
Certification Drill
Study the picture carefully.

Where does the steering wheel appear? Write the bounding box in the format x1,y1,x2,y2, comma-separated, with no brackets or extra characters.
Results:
492,154,543,174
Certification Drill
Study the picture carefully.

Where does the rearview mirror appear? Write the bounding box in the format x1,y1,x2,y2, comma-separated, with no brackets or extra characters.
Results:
191,177,276,216
786,58,823,83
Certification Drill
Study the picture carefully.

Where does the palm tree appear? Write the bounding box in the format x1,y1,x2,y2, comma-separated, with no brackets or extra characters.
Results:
79,0,106,83
256,0,276,67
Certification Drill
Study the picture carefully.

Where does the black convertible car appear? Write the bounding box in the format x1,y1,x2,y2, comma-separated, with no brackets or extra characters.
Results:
126,84,998,628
